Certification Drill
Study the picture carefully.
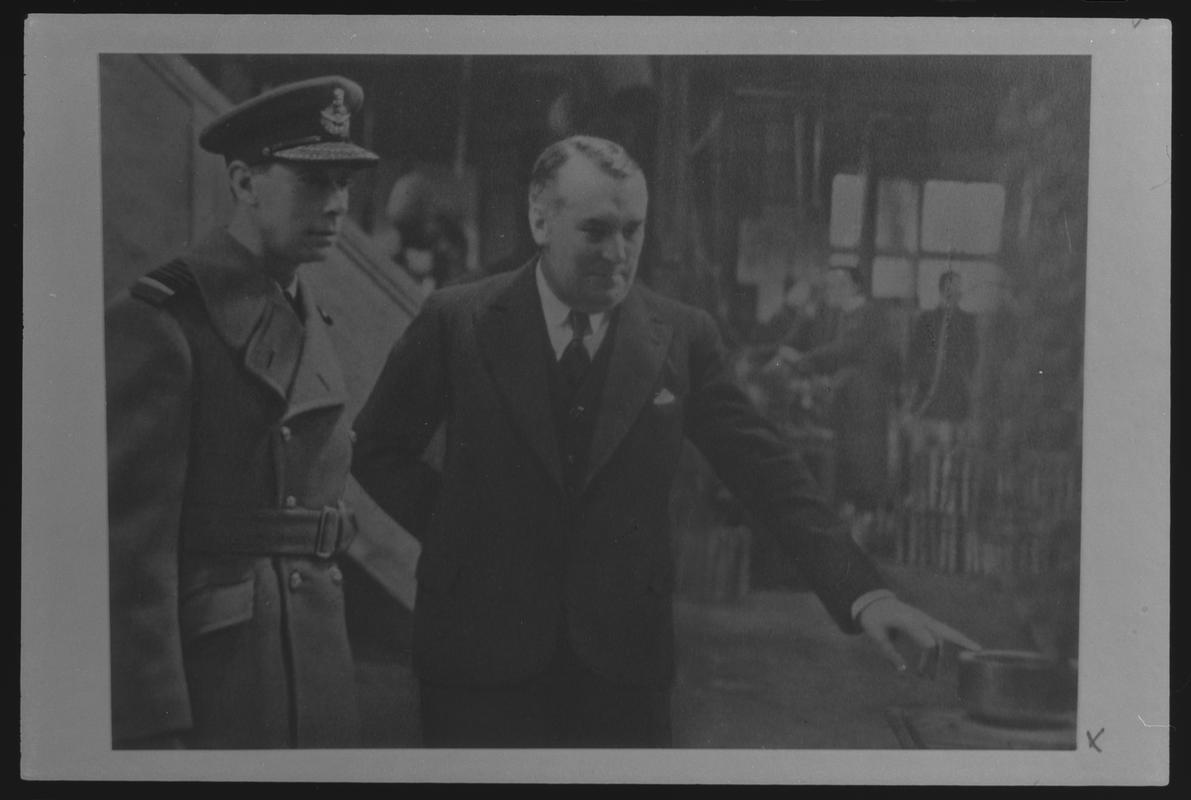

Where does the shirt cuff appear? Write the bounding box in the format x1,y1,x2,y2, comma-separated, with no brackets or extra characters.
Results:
851,589,898,622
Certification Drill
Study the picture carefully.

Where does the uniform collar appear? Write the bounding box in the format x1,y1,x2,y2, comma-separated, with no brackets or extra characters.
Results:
182,228,345,414
185,228,293,352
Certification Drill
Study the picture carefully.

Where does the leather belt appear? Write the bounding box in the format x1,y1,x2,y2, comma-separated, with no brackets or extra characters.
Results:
183,501,357,559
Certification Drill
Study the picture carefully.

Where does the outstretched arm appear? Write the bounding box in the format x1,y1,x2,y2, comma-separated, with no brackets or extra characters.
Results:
684,309,885,631
683,308,982,666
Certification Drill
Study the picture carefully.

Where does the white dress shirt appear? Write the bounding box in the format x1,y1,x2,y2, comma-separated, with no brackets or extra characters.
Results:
535,262,610,360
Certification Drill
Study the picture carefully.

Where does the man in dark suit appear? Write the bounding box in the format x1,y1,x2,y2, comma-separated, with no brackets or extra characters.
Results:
105,76,379,748
351,135,978,748
909,269,979,431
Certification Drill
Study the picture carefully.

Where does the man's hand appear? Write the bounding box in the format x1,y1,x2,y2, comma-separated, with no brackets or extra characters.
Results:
858,596,981,676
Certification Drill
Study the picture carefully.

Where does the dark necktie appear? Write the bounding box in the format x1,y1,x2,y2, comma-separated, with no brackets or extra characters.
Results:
558,310,592,395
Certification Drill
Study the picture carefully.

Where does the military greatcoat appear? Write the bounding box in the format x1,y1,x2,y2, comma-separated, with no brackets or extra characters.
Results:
106,228,360,748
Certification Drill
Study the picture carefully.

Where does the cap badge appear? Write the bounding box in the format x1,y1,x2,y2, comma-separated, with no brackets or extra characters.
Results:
320,88,351,138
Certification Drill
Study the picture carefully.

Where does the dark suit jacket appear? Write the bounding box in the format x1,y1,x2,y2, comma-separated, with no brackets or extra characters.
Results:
909,306,978,421
352,263,885,689
105,229,359,747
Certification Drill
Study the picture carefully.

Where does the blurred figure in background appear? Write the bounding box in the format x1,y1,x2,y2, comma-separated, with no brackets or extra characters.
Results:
757,277,816,351
766,275,832,364
907,269,979,449
781,265,900,545
740,275,834,432
427,212,470,288
377,170,473,294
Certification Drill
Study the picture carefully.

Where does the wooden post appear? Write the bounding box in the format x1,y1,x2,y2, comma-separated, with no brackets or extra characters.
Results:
793,109,806,225
811,112,824,211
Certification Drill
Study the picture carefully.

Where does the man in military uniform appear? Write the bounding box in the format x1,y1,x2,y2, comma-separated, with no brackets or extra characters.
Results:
105,76,380,749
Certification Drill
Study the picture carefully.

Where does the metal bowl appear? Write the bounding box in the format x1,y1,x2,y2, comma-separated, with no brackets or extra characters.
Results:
956,649,1077,728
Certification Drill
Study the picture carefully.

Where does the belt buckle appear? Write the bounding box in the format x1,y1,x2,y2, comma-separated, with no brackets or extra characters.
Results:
314,506,341,559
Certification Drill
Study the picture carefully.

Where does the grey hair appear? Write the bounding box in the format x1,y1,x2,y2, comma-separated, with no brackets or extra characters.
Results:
528,135,642,209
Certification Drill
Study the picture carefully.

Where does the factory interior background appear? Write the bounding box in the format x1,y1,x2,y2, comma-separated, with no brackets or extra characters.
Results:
99,52,1089,749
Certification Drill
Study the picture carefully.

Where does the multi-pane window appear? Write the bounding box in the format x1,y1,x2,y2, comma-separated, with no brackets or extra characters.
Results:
830,174,1007,313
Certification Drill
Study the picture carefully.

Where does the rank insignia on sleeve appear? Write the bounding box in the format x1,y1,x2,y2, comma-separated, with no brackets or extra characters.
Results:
131,260,196,307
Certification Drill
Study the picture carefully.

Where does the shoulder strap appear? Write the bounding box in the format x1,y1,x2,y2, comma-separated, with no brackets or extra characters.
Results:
130,259,197,307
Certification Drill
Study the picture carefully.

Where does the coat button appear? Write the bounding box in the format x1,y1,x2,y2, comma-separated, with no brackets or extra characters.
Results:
289,571,303,590
349,430,357,444
280,426,292,442
285,495,297,508
329,565,343,585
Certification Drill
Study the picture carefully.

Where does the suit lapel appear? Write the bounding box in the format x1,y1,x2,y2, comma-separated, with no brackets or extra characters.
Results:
582,288,672,490
477,264,564,489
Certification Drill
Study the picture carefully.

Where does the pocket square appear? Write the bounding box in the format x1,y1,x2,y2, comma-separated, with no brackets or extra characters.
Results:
653,388,676,406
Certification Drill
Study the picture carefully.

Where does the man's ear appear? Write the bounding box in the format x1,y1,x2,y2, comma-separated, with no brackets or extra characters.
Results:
227,160,258,205
528,200,550,247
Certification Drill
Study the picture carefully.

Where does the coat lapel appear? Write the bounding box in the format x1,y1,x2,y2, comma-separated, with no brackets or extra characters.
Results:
185,230,324,411
282,275,348,422
582,287,673,490
239,299,304,403
476,264,564,489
